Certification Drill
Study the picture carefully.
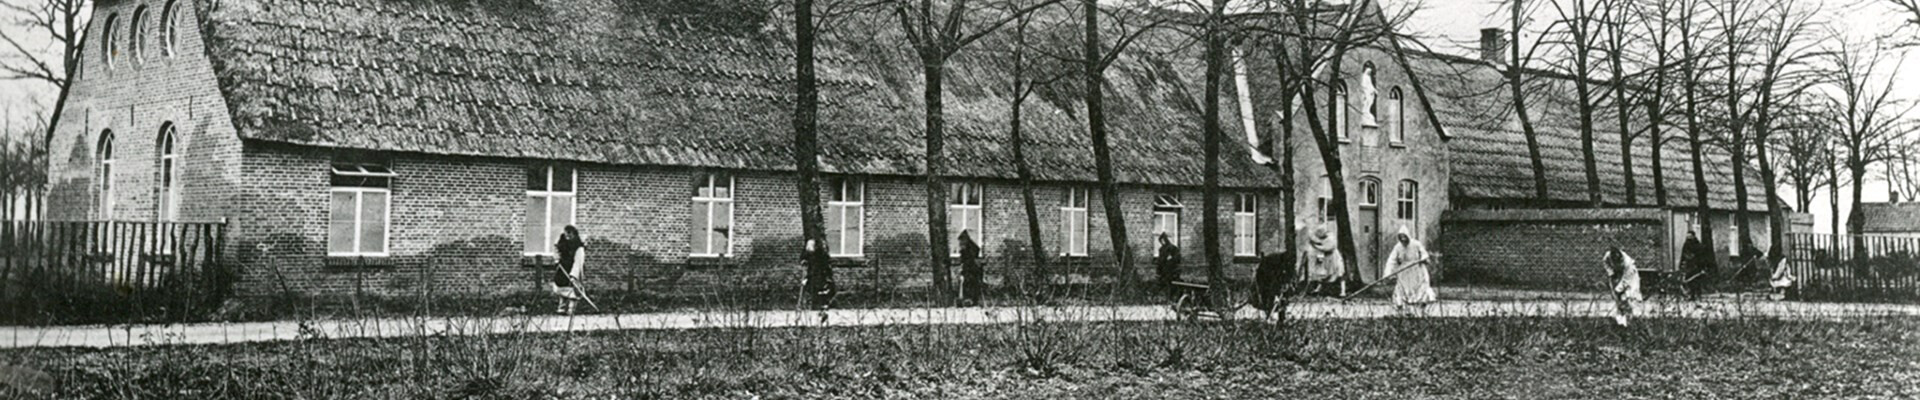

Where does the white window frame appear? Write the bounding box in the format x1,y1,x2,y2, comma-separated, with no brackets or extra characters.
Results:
691,173,735,257
161,0,178,57
949,181,985,256
328,187,391,257
1316,176,1331,222
98,131,115,220
1389,87,1406,145
102,14,118,68
130,6,147,63
1333,80,1349,141
1060,187,1090,257
525,165,577,256
1234,193,1258,257
1152,193,1182,256
1396,180,1418,221
158,125,178,221
1358,179,1380,208
827,178,864,257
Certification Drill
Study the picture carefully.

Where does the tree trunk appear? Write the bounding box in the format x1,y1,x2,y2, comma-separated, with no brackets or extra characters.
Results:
1759,142,1784,263
1612,64,1635,206
1511,2,1548,204
1083,0,1139,292
1200,4,1226,303
1010,81,1049,295
1573,16,1600,208
1311,55,1361,287
921,58,955,304
792,0,831,304
1849,162,1867,259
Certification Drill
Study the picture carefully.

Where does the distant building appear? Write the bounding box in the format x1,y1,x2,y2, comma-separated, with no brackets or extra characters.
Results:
1853,202,1920,237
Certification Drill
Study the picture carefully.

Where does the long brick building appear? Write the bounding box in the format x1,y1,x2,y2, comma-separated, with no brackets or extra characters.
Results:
44,0,1769,299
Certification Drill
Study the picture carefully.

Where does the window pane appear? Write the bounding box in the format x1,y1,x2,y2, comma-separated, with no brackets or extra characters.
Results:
848,205,864,255
711,202,732,254
691,202,711,254
360,192,388,253
553,166,575,192
551,196,574,244
825,205,843,253
528,166,547,191
524,196,548,254
714,176,731,199
330,192,357,254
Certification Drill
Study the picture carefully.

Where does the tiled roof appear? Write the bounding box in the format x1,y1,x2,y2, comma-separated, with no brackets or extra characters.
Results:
1409,54,1771,211
196,0,1278,187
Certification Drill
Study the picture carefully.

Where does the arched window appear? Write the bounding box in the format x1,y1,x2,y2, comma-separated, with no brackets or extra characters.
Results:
98,130,116,219
130,6,147,62
157,123,178,220
161,0,179,57
1388,87,1405,144
102,14,119,67
1332,80,1349,141
1357,178,1380,208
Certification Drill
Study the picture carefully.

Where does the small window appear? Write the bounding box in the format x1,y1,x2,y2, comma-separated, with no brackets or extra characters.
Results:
130,6,147,62
827,178,864,257
525,165,577,255
1332,80,1349,141
1396,180,1418,221
102,14,118,68
1389,87,1406,144
1316,175,1331,222
1152,193,1182,256
1234,193,1257,257
949,181,985,256
157,123,179,220
97,130,115,219
1060,187,1090,256
329,159,394,256
161,0,179,57
1358,179,1380,207
691,172,734,257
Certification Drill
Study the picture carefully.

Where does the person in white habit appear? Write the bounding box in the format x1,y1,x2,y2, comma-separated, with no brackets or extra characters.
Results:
1602,247,1642,326
1380,226,1436,310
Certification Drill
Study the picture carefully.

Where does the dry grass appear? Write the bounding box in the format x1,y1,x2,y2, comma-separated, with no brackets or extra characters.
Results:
3,314,1916,399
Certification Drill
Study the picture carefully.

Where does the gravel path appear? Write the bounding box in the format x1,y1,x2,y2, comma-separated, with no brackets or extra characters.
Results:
5,299,1916,349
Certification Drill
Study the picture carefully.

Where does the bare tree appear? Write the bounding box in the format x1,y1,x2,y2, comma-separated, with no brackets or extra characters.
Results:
0,0,87,220
1674,0,1720,258
792,0,889,306
1886,138,1920,202
890,0,1062,302
1820,38,1913,253
1541,0,1609,207
1741,0,1824,261
1501,0,1552,204
1771,99,1833,214
988,3,1072,296
1078,0,1169,292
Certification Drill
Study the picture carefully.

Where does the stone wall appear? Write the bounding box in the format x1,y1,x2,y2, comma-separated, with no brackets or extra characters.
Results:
1436,208,1668,289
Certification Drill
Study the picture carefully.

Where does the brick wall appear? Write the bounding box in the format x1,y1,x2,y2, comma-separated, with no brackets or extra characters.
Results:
1436,209,1668,289
226,144,1285,299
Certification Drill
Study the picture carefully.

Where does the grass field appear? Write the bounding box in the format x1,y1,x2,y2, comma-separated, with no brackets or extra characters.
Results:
3,316,1916,399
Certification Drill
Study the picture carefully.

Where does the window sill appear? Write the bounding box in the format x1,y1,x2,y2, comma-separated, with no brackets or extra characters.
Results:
1388,142,1405,148
831,257,868,267
1233,255,1262,264
327,255,394,270
685,256,737,269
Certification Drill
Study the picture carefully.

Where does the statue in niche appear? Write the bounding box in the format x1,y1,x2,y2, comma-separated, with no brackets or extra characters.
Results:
1358,64,1380,128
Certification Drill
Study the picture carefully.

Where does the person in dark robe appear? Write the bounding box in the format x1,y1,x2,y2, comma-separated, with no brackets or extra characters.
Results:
1155,233,1182,300
551,225,586,315
958,231,985,306
1251,250,1297,318
802,238,836,310
1679,230,1715,300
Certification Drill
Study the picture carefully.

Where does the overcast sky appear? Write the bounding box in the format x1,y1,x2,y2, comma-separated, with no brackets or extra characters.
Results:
2,0,1914,232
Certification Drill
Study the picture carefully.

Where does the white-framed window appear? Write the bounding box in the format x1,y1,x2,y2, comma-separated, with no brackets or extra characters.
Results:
1234,193,1258,257
691,172,734,257
1389,87,1406,144
157,124,178,221
1152,193,1182,256
827,178,864,257
130,6,147,62
1316,175,1330,222
97,130,115,219
1358,179,1380,208
1060,187,1090,256
949,181,985,256
102,14,118,67
161,0,178,57
524,164,577,255
329,162,394,257
1333,80,1349,141
1396,180,1418,221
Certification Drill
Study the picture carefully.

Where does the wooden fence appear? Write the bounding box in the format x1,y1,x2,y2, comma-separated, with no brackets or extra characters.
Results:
1784,233,1920,303
1,220,232,324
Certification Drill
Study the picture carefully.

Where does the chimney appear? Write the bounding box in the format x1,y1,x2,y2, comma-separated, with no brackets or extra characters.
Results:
1479,28,1508,64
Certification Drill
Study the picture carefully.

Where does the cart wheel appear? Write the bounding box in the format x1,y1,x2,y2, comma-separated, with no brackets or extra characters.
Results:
1174,293,1196,320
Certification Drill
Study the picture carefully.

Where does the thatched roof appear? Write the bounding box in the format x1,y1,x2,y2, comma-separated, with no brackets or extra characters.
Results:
1855,202,1920,233
196,0,1278,188
1409,53,1771,211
